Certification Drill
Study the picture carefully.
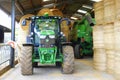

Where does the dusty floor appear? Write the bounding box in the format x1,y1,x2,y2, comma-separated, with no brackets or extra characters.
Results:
0,58,115,80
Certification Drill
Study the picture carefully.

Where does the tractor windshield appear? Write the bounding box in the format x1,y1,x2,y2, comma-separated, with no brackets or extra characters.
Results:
35,19,57,31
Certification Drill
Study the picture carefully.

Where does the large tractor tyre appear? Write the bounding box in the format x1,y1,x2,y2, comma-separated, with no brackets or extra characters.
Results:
74,44,80,59
62,45,74,74
74,44,84,59
20,45,33,75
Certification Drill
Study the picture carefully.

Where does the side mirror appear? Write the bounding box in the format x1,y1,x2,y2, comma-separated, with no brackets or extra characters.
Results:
21,19,27,26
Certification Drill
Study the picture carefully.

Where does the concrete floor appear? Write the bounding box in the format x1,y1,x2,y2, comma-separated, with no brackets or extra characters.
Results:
0,58,115,80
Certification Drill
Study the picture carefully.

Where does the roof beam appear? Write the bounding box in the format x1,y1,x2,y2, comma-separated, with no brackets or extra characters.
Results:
61,3,66,11
15,1,24,15
24,1,69,14
40,1,54,5
0,5,10,15
0,0,11,2
15,0,25,15
30,0,34,8
30,0,37,13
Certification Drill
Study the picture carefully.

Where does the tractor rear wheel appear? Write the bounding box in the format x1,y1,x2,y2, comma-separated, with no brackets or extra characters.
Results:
62,45,74,74
74,44,84,59
19,45,33,75
74,44,80,59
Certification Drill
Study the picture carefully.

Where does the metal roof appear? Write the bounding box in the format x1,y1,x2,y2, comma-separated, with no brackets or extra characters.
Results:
0,0,95,21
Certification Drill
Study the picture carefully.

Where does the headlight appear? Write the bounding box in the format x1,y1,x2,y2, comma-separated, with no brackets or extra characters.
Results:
39,44,45,47
49,35,55,38
40,35,46,39
50,44,55,47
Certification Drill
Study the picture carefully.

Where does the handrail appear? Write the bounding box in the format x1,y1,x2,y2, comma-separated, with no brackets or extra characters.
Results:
0,43,9,46
0,43,11,66
0,43,18,76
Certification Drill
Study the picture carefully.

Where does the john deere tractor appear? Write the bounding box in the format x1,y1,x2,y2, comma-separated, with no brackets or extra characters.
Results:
20,16,74,75
70,14,95,59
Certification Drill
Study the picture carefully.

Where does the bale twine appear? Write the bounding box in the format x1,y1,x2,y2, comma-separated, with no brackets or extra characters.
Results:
93,25,104,48
106,50,114,74
93,48,106,71
50,9,63,17
94,1,104,25
114,20,120,50
104,0,115,24
37,8,53,16
114,50,120,80
103,23,114,50
115,0,120,20
20,14,34,33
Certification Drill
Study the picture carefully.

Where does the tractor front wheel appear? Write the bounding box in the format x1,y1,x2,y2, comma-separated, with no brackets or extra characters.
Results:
19,44,33,75
62,45,74,74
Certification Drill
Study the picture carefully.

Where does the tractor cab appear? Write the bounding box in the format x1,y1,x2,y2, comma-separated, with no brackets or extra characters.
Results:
26,16,62,64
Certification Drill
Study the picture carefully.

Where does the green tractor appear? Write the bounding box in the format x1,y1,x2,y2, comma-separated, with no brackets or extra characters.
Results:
20,16,74,75
70,14,95,59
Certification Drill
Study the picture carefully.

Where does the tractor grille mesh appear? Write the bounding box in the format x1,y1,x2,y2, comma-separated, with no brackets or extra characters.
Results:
40,36,55,48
